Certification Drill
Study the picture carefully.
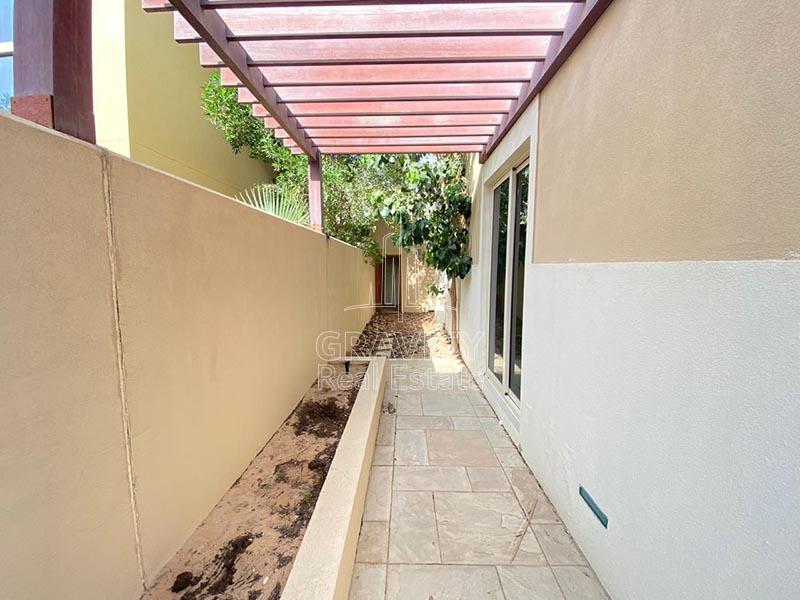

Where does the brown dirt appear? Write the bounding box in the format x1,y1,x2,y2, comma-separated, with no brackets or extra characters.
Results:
351,311,454,358
142,363,366,600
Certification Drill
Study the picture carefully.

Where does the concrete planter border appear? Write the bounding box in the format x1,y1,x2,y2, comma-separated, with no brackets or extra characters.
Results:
282,356,387,600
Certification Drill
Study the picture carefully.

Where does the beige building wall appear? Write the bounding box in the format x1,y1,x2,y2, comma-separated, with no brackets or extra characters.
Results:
533,0,800,263
0,113,373,598
93,0,270,197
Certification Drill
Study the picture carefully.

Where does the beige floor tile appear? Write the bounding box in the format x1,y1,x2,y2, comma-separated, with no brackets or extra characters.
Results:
514,527,549,565
494,446,525,468
434,491,534,564
480,418,515,448
389,491,440,564
474,405,496,417
467,467,511,492
497,566,565,600
421,391,476,416
396,393,424,415
427,430,499,467
464,386,490,407
394,466,471,491
373,445,394,466
386,565,503,600
450,416,483,430
552,567,609,600
364,466,393,521
396,415,452,430
350,563,386,600
394,430,428,465
377,414,396,446
356,521,390,563
532,524,588,566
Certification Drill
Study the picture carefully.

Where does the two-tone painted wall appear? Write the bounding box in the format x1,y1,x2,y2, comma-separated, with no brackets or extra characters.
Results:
459,1,800,599
92,0,270,197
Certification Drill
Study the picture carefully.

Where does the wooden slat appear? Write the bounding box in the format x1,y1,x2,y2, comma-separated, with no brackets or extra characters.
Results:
220,62,535,87
280,126,498,138
145,1,577,11
237,82,523,103
481,0,613,161
309,145,485,154
200,35,552,66
174,5,569,41
267,114,506,128
168,0,315,155
284,136,490,146
253,99,511,117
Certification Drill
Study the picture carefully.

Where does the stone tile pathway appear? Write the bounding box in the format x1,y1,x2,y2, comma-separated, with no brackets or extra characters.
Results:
350,358,609,600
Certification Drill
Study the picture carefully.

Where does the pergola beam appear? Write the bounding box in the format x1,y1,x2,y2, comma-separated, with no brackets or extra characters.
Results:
167,0,315,156
237,82,523,103
199,35,551,66
480,0,612,161
254,99,511,117
263,114,506,128
284,136,489,147
145,0,578,10
173,5,570,41
302,145,485,155
274,126,498,138
220,62,536,87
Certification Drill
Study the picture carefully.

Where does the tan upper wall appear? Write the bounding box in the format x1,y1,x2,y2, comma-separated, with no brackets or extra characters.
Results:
93,0,270,197
532,0,800,263
0,113,373,598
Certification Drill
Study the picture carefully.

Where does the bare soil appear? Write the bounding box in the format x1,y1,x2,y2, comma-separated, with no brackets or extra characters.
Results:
143,363,366,600
351,311,453,358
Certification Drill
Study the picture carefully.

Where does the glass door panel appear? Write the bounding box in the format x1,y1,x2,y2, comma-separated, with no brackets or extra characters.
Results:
488,178,509,382
508,165,529,398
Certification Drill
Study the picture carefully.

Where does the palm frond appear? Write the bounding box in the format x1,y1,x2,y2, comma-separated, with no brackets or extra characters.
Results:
237,183,310,227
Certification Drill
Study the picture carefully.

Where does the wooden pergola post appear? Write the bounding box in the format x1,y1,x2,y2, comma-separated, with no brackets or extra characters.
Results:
12,0,95,143
308,153,324,233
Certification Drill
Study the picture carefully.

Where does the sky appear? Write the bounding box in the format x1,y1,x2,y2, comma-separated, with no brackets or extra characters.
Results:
0,0,12,110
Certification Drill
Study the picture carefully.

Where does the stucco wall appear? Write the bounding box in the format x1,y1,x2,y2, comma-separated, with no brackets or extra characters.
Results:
93,0,270,197
0,113,373,598
458,1,800,599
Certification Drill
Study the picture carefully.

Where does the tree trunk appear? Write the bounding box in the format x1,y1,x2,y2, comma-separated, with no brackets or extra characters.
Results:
449,278,460,355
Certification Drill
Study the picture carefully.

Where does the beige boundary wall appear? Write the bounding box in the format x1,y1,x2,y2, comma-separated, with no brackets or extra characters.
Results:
0,113,374,599
459,2,800,600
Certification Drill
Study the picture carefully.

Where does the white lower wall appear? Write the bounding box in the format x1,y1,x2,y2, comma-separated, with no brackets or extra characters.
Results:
520,260,800,600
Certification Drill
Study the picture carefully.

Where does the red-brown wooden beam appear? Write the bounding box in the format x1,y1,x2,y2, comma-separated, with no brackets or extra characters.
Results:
253,99,511,117
285,136,489,147
173,5,570,41
275,126,497,138
308,153,324,231
263,114,505,128
199,35,551,66
298,145,484,155
145,1,580,11
237,82,523,104
13,0,95,142
168,0,315,156
481,0,613,161
220,62,536,87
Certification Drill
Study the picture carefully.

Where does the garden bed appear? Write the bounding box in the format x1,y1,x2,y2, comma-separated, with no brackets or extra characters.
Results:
143,362,368,600
351,311,453,358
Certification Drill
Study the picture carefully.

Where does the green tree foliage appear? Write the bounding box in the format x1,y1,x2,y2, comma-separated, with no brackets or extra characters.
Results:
371,154,472,280
201,73,381,262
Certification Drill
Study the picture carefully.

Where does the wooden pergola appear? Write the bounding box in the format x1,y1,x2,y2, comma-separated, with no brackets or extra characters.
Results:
12,1,611,230
140,0,611,228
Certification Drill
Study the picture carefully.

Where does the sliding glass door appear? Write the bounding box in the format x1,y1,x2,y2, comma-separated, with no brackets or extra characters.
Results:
488,162,529,404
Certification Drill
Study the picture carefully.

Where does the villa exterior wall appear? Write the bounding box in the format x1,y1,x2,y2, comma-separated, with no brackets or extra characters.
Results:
92,0,270,197
0,113,373,599
459,1,800,599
